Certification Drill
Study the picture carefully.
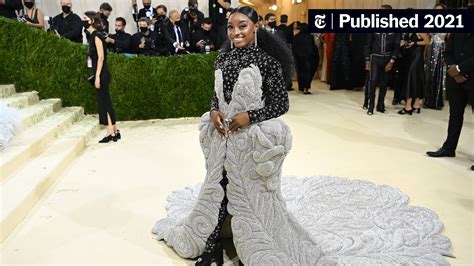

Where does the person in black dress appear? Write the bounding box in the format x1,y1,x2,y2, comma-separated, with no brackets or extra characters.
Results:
398,33,430,115
330,33,351,90
84,11,120,143
18,0,44,30
350,33,367,90
292,23,318,94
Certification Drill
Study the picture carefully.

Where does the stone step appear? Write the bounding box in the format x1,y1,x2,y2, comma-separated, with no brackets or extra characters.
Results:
0,84,15,98
0,91,39,109
0,107,84,182
19,99,62,128
0,115,99,242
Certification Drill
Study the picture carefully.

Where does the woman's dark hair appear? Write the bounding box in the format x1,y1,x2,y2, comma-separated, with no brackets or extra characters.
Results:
222,6,294,85
156,4,167,13
434,3,447,9
84,11,103,30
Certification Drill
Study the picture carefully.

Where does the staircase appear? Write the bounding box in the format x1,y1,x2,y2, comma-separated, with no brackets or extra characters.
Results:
0,84,99,242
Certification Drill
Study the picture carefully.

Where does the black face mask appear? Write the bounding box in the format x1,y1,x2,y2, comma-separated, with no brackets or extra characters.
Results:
143,4,151,9
268,21,276,28
157,15,166,23
140,26,148,33
115,29,123,34
24,2,34,9
82,20,90,29
101,13,108,19
62,5,71,14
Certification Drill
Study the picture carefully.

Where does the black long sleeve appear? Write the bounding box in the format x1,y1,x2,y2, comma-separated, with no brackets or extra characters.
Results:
364,33,373,63
61,14,82,42
211,46,289,124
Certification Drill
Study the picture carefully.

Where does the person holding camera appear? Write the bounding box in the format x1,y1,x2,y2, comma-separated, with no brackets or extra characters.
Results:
132,0,157,31
0,0,22,19
191,17,216,54
181,0,204,36
17,0,44,30
106,17,131,53
84,11,119,143
153,4,168,30
51,0,83,43
131,17,169,56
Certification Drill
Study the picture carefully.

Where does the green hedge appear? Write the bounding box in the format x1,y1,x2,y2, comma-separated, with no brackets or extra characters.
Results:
0,17,217,120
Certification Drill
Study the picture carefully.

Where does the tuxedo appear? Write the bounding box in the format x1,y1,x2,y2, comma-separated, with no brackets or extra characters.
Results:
442,33,474,152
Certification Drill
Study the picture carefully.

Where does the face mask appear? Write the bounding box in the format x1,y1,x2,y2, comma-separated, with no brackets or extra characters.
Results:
101,13,108,19
115,29,123,34
62,5,71,14
143,4,151,9
140,26,148,33
82,20,90,29
24,2,34,9
268,21,276,28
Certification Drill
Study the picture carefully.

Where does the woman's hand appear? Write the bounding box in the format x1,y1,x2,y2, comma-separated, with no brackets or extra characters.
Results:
211,111,227,137
95,76,101,89
228,112,250,134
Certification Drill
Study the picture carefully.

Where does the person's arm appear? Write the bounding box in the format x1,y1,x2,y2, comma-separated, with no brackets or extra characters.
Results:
390,33,401,61
217,0,231,10
364,33,373,64
94,36,104,89
414,33,430,46
247,60,289,124
61,15,82,41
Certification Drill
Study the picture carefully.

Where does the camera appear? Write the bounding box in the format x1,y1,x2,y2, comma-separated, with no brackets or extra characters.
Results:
17,14,32,23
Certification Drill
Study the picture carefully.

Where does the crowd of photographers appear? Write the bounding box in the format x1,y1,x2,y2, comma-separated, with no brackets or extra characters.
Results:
0,0,232,56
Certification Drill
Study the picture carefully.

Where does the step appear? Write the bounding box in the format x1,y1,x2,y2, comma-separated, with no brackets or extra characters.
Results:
0,84,15,98
19,99,62,128
0,115,99,242
0,107,84,182
0,91,39,109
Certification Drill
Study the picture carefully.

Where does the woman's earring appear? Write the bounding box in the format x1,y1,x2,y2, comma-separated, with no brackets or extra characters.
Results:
254,31,258,47
231,40,234,49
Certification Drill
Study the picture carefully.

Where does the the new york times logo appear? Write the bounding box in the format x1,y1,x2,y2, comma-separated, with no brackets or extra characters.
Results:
308,9,474,33
314,14,326,29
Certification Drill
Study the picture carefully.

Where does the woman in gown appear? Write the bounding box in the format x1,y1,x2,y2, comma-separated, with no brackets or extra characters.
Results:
330,33,351,90
424,3,448,110
152,6,322,265
152,6,452,266
398,32,430,115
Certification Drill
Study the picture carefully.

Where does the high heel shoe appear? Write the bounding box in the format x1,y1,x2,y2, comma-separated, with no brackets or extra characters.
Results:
195,243,224,266
99,135,114,143
413,107,421,114
115,129,121,140
398,108,413,115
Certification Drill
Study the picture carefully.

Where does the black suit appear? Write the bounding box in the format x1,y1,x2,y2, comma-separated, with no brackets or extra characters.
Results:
442,33,474,152
107,31,132,53
164,21,190,54
51,12,83,43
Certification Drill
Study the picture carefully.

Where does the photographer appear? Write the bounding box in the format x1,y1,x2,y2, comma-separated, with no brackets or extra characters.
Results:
209,0,230,28
17,0,44,30
191,17,216,54
132,0,157,31
51,0,83,43
181,0,204,36
106,17,131,54
154,4,168,31
0,0,22,19
131,17,169,56
99,2,112,34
